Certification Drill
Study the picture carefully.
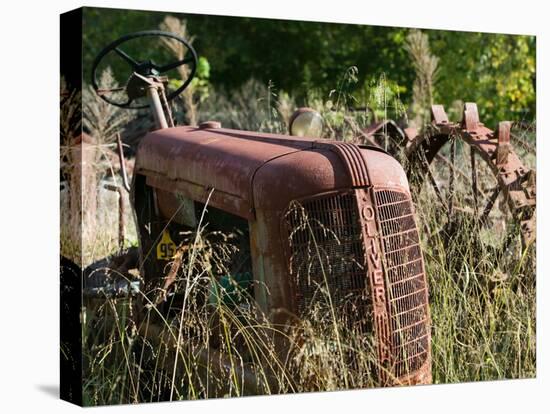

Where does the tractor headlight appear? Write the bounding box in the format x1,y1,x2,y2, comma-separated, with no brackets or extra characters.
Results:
289,108,323,137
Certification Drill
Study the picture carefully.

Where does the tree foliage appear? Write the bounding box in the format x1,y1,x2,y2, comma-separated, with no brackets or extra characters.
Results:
82,7,535,126
428,30,535,124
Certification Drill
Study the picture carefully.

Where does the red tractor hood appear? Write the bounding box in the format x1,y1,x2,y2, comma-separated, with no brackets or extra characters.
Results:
135,125,409,219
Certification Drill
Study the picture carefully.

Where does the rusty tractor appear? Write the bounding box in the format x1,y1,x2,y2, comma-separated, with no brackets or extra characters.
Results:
86,30,436,393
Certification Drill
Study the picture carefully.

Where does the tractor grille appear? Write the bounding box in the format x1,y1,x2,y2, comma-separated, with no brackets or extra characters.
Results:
286,192,368,325
374,189,430,378
286,189,429,380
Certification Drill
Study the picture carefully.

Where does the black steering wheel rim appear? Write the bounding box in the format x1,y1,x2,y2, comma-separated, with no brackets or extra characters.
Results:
91,30,198,109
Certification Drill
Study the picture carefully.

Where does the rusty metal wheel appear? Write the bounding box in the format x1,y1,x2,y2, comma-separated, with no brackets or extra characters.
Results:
363,102,536,251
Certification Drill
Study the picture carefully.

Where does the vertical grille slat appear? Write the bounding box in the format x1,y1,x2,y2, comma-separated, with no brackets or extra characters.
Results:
286,193,368,325
374,189,429,378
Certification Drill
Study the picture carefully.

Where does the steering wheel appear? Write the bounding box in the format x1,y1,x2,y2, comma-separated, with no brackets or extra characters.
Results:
91,30,198,109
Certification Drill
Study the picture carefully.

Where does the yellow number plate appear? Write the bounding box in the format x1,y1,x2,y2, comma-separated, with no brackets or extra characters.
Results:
156,230,176,260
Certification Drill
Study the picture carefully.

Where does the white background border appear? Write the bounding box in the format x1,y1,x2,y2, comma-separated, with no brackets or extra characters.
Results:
0,0,546,412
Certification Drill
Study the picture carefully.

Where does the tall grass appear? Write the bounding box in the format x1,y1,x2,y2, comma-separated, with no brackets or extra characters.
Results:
417,189,536,383
77,70,536,404
82,196,385,404
82,164,536,405
413,126,536,383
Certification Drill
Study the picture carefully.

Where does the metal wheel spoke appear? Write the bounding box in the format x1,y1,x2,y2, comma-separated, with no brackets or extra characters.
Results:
434,154,469,182
479,185,501,227
470,147,478,217
157,56,194,73
448,137,456,216
419,148,447,213
114,47,139,68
